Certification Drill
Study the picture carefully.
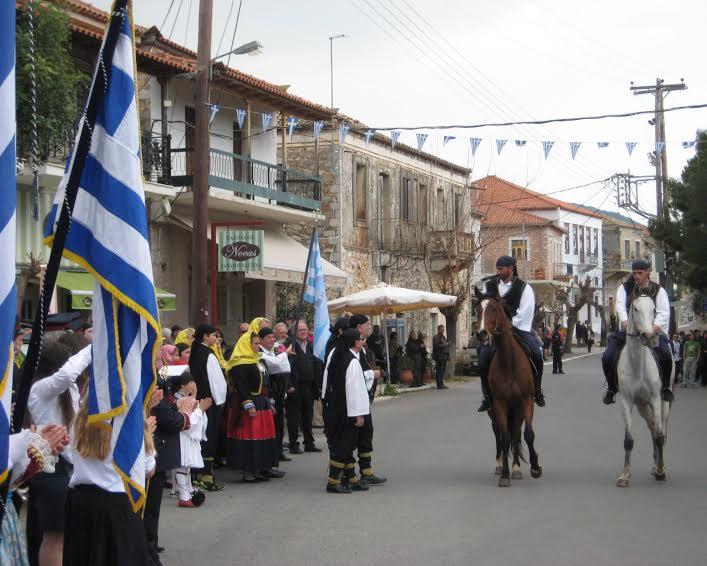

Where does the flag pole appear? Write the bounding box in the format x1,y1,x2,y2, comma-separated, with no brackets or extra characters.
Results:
293,226,317,332
13,0,130,429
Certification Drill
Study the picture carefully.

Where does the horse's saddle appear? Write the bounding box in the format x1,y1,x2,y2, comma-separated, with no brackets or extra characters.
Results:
489,331,541,378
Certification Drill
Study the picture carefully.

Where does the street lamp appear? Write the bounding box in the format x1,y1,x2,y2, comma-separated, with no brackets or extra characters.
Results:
329,34,348,109
212,40,263,62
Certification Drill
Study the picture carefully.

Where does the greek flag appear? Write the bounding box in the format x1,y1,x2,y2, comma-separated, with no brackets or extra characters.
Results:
43,5,158,512
0,0,16,486
303,229,331,362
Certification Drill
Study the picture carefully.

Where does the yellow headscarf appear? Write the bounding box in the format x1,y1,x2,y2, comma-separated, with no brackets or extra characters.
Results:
174,328,194,346
226,317,267,370
210,343,228,370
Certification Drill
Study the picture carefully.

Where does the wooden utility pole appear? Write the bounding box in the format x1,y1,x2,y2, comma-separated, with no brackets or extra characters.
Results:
190,0,213,325
630,78,686,334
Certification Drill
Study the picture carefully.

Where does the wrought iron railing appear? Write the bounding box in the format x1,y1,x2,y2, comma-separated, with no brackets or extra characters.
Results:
167,146,321,210
141,134,172,184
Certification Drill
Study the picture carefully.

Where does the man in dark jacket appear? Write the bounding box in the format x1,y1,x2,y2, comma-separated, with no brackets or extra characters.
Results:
432,325,450,390
144,376,194,566
551,324,564,374
286,320,324,453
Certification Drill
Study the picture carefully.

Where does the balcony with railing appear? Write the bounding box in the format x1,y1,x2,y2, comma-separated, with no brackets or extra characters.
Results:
142,135,321,211
604,254,633,273
579,252,599,270
552,263,572,282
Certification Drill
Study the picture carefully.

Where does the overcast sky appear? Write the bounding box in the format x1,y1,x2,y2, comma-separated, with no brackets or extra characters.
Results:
93,0,706,219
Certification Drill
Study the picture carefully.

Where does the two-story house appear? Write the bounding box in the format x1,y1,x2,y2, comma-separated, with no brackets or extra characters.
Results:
14,0,347,338
474,176,604,335
284,119,482,349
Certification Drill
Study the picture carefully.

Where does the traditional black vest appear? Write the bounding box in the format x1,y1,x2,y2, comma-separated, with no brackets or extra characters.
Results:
188,342,213,399
622,278,660,314
486,276,527,318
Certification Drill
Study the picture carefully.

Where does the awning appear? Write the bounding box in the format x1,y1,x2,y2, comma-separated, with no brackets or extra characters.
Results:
244,229,348,287
56,271,176,311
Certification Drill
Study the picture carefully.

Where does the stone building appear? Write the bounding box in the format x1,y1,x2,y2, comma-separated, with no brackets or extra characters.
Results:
283,121,482,352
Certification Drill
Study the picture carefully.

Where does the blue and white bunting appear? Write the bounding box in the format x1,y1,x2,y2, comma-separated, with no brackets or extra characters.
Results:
416,133,428,151
261,112,272,133
209,104,220,125
286,117,298,140
496,139,508,155
443,135,455,146
655,141,665,153
597,141,609,148
364,129,375,145
570,141,581,160
313,120,325,141
514,140,527,147
391,131,401,148
43,6,159,513
235,108,246,129
303,229,331,362
339,123,350,144
0,0,17,487
470,137,482,156
682,140,696,149
626,142,637,156
542,141,554,160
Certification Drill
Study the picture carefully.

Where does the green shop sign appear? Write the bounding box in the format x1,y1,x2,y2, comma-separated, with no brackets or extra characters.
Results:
217,229,264,272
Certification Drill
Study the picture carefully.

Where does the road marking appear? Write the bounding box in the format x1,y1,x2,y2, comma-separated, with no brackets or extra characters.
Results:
543,351,599,366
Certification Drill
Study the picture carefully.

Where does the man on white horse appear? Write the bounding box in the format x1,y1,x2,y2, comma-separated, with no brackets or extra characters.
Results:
477,255,545,412
601,259,673,404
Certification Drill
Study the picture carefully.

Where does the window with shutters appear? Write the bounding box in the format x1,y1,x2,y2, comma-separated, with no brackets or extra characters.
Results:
418,184,427,225
624,239,631,259
436,188,445,227
510,238,529,260
354,161,367,222
401,177,415,222
564,223,570,254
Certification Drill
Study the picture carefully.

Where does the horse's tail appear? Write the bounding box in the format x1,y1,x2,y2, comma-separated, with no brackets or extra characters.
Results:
509,406,527,463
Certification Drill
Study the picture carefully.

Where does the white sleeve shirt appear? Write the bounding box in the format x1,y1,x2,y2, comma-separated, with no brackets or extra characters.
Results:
259,347,291,375
321,349,335,400
345,350,371,417
616,284,670,335
206,354,227,406
495,280,535,332
616,284,629,325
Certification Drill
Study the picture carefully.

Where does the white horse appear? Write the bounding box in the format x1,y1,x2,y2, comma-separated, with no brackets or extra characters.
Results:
616,295,674,487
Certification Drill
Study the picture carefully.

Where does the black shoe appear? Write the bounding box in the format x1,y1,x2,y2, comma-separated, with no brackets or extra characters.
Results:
552,371,557,374
603,390,616,405
661,387,674,402
261,468,286,479
304,444,323,453
253,473,270,482
288,444,303,455
157,546,165,554
559,371,565,374
437,385,449,390
349,481,369,491
477,396,491,412
279,452,292,462
326,483,352,494
535,389,546,407
360,474,387,486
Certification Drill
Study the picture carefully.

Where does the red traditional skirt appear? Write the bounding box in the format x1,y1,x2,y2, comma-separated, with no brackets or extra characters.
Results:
226,393,279,472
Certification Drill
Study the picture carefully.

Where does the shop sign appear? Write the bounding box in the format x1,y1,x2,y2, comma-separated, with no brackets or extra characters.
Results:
218,229,264,272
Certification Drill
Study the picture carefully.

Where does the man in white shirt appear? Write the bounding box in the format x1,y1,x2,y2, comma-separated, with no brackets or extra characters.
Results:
601,259,673,404
260,327,292,461
478,255,545,412
324,329,371,494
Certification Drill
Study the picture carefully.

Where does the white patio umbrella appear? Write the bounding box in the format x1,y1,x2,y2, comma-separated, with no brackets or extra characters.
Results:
328,283,457,382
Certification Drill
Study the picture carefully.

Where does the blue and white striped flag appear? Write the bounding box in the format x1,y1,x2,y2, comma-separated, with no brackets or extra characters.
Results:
470,137,482,156
626,141,637,156
313,120,325,141
302,229,331,362
496,139,508,155
391,130,401,148
0,0,17,486
542,141,554,159
570,141,582,160
287,117,298,140
416,133,428,150
442,135,455,146
44,5,159,512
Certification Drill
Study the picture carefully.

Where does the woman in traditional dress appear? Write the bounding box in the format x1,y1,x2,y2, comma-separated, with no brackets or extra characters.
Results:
225,320,280,482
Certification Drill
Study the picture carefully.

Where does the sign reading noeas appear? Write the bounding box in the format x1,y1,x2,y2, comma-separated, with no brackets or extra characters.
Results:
221,242,261,261
217,229,264,272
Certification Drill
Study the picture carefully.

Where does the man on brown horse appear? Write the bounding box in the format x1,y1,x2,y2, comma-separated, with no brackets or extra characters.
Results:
477,255,545,412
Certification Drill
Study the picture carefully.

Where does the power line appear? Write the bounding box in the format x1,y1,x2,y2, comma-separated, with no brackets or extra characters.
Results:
167,0,185,41
159,0,176,33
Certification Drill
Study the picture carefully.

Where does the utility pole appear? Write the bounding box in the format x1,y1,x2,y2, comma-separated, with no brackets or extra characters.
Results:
630,78,687,334
190,0,213,326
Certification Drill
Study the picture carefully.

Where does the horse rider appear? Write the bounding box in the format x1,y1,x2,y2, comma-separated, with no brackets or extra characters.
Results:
477,255,546,412
601,259,673,404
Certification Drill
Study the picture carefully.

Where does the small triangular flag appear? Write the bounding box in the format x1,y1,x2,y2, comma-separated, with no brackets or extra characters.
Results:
514,139,527,147
625,141,637,156
496,139,508,155
287,117,298,140
443,135,456,146
339,123,350,144
570,141,581,160
655,141,665,153
262,112,272,133
313,120,325,141
470,137,482,156
235,108,246,129
364,129,375,145
597,141,609,148
416,133,428,151
682,140,696,149
542,141,554,159
391,131,401,148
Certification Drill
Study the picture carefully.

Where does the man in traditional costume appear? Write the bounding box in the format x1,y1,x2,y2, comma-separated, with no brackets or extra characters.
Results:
601,259,673,404
323,329,371,493
477,255,545,412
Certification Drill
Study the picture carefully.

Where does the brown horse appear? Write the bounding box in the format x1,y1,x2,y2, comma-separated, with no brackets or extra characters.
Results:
477,290,542,487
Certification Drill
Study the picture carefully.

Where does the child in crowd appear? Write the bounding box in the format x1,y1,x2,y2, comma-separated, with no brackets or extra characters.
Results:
172,372,211,508
173,343,191,365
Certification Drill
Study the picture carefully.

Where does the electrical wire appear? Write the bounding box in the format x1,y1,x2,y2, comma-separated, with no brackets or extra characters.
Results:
167,0,185,42
159,0,176,33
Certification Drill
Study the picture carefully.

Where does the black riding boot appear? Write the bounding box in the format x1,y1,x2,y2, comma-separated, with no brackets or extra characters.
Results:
658,353,674,402
533,372,545,407
478,374,491,412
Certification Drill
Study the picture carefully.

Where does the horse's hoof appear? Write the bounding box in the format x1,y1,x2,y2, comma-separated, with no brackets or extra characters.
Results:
616,477,630,488
494,466,503,476
511,470,523,480
498,477,511,487
652,471,667,482
530,466,543,479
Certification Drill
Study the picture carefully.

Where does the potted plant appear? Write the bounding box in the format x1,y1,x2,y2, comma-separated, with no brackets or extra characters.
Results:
422,357,433,384
399,352,414,385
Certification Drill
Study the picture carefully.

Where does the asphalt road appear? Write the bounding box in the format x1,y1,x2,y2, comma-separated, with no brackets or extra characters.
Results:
158,351,707,566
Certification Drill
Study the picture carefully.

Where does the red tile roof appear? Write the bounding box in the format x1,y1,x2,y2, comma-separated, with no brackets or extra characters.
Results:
481,204,562,230
30,0,334,118
475,175,601,218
